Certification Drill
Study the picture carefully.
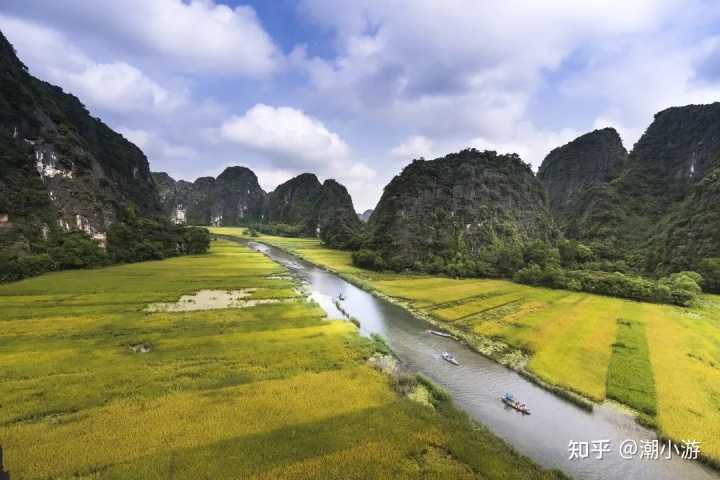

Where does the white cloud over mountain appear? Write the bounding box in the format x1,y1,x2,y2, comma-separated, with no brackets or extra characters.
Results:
3,0,720,210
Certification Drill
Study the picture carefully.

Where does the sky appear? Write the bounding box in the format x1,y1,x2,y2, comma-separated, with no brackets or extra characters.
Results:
3,0,720,212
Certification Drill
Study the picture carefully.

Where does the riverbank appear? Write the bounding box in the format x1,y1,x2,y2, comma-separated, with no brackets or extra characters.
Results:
210,228,720,468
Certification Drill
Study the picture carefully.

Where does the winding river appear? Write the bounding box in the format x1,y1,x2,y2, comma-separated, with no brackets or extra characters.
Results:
243,239,718,480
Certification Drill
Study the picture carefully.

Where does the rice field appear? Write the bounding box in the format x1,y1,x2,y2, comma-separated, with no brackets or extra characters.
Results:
213,229,720,463
0,238,564,479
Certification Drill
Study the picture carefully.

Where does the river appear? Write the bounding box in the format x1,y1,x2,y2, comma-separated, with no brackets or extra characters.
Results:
244,239,718,480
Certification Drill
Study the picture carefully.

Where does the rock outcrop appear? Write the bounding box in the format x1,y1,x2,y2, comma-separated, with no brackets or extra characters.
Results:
152,167,266,226
363,149,557,265
359,209,374,222
0,29,162,248
263,173,364,248
538,103,720,275
538,128,626,236
264,173,324,229
153,170,363,248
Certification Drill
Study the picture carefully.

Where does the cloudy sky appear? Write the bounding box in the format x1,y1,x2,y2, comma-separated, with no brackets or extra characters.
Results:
3,0,720,211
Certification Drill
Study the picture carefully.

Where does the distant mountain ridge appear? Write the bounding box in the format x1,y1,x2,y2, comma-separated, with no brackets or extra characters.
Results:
153,167,266,226
359,209,374,222
154,169,363,249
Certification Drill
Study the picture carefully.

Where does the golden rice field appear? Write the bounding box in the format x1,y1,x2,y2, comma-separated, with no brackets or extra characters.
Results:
211,228,720,463
0,238,565,479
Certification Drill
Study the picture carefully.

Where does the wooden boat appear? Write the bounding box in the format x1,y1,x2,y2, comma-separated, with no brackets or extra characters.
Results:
501,393,531,414
431,330,452,338
441,352,459,365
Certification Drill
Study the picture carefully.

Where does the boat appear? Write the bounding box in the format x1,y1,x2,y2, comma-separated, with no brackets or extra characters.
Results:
441,352,459,365
431,330,452,338
501,392,531,414
338,293,346,301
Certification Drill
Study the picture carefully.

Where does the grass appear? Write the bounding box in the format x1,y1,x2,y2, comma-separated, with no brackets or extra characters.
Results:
211,228,720,465
0,238,565,479
605,305,657,415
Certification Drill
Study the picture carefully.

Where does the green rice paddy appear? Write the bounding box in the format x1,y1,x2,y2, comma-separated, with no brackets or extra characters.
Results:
0,239,565,479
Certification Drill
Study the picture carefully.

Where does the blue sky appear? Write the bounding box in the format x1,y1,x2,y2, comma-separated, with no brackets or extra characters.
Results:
3,0,720,211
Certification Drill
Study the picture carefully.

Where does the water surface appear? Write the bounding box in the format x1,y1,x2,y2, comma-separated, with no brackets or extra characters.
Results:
246,240,718,480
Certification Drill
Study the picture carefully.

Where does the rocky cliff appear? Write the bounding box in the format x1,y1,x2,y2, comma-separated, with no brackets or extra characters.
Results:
153,170,363,248
628,104,720,274
314,179,364,248
363,149,557,266
0,30,162,248
264,173,323,230
152,167,266,226
262,173,363,248
539,103,720,276
537,128,626,236
359,209,374,222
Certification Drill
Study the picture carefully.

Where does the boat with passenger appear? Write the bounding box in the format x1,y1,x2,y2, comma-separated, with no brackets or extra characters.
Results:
501,392,531,414
441,352,459,365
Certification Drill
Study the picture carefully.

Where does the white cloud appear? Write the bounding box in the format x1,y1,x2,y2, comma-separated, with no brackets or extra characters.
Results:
1,0,282,76
220,104,350,165
295,0,720,169
219,103,377,210
391,135,434,159
562,36,720,147
0,15,186,114
61,63,186,114
219,103,376,181
252,168,297,194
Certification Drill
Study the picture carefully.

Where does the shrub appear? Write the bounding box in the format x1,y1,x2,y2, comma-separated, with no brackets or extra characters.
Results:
184,227,210,254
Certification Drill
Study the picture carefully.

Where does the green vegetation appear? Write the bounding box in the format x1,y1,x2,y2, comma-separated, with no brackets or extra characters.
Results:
606,312,657,415
357,149,556,272
538,105,720,292
537,128,627,237
0,239,567,479
253,176,365,250
107,205,210,263
214,228,720,464
0,31,205,283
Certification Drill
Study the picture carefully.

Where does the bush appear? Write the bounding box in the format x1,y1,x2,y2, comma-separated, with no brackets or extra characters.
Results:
352,249,385,271
184,227,210,254
48,230,108,269
658,272,702,307
415,373,452,404
370,333,390,355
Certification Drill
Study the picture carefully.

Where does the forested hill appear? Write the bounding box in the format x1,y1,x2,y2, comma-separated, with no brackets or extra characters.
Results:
0,31,162,237
155,170,364,249
537,128,627,236
152,167,266,226
0,30,209,282
538,104,720,289
355,149,557,272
